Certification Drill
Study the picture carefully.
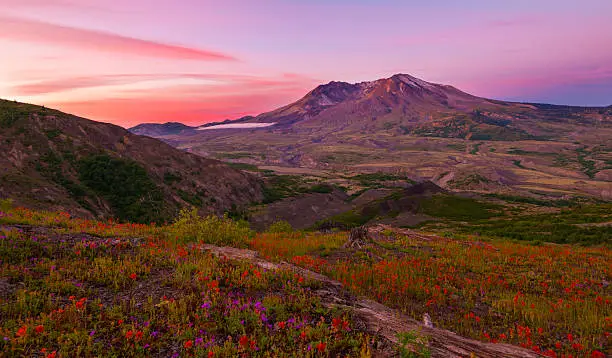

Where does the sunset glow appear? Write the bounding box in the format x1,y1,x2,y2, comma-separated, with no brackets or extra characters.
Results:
1,0,611,127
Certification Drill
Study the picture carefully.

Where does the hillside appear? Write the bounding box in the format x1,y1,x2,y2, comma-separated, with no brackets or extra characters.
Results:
0,100,263,223
130,74,612,200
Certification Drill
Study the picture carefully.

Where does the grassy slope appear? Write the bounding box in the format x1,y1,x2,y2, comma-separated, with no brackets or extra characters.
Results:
0,206,371,357
0,203,609,357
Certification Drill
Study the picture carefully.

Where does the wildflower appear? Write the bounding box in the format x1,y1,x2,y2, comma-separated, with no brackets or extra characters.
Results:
567,333,573,342
129,273,137,280
300,331,307,340
184,340,193,349
342,320,350,331
332,318,342,330
16,325,27,337
239,335,249,349
126,330,134,339
46,351,57,358
76,297,86,309
35,325,44,334
89,330,95,337
277,321,286,329
208,351,214,358
135,331,143,341
316,342,326,352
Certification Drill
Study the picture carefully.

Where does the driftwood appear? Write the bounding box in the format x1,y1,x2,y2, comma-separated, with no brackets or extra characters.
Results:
201,244,541,358
345,226,371,248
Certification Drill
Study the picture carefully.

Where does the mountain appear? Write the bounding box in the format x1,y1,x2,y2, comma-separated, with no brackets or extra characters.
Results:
129,122,198,137
0,99,263,223
196,73,610,140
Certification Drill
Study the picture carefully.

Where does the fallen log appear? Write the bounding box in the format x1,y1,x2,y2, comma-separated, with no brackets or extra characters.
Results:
201,244,541,358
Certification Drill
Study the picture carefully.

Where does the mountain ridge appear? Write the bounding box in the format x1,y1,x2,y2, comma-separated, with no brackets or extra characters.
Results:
129,73,611,137
0,99,263,222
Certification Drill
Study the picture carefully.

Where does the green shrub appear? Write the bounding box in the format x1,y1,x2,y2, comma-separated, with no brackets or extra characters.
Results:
397,330,431,358
419,194,501,221
267,220,294,234
78,154,165,223
170,207,252,247
0,198,13,212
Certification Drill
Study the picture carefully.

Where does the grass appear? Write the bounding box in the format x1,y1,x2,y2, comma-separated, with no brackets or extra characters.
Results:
0,206,373,357
483,193,577,208
454,204,612,245
261,175,335,204
249,230,611,357
1,201,610,357
418,194,501,221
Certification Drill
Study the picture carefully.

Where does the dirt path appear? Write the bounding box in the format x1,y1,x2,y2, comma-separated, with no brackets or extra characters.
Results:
201,244,541,358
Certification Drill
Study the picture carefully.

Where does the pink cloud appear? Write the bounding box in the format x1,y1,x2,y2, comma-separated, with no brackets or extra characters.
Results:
0,16,236,61
11,73,318,96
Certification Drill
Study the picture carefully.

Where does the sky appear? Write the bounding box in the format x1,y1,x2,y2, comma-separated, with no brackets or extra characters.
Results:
1,0,611,128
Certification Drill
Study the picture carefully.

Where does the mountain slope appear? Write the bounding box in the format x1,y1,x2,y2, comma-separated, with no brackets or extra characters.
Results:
129,122,198,137
204,74,609,139
0,99,263,222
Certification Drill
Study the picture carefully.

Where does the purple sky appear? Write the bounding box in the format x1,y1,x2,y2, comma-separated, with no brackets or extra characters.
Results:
1,0,611,127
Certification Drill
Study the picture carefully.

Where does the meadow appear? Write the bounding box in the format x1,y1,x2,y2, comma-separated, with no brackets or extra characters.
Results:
0,203,609,357
0,206,372,357
250,230,611,357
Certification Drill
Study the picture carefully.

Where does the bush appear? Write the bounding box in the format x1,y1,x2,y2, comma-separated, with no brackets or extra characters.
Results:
267,220,294,234
0,198,13,212
397,330,431,357
78,154,165,223
170,207,252,247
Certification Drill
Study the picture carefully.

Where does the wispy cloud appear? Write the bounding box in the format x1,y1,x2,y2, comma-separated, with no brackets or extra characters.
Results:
11,73,317,96
0,16,237,61
29,72,319,126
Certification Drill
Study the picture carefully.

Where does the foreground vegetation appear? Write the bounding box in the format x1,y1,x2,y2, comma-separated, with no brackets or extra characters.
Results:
1,202,609,357
0,206,372,357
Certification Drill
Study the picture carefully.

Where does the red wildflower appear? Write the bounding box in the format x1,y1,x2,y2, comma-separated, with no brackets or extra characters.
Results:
278,321,286,329
46,351,57,358
300,331,307,340
76,298,86,309
125,330,134,339
567,333,573,342
342,320,350,331
16,325,27,337
332,318,342,330
35,325,44,334
129,273,137,280
316,342,326,352
135,331,143,341
184,340,193,349
591,351,606,358
239,335,249,349
208,351,214,358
